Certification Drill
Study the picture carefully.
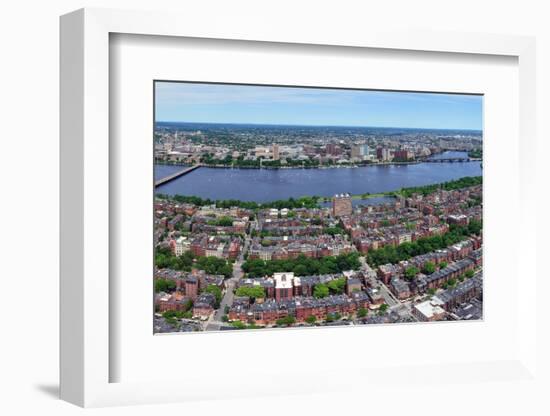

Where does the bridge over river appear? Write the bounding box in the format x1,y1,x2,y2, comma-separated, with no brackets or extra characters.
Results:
154,164,202,187
424,157,482,163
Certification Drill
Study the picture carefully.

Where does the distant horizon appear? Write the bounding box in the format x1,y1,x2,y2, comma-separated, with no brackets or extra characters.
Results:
155,120,482,133
155,82,483,131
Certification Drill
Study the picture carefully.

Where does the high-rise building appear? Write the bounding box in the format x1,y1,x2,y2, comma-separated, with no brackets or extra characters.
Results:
351,144,370,159
376,147,392,162
332,193,353,217
272,144,280,161
326,143,340,156
393,149,412,161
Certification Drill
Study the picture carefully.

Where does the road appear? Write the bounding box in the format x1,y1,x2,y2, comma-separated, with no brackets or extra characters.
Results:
358,256,399,306
358,255,417,321
205,233,251,331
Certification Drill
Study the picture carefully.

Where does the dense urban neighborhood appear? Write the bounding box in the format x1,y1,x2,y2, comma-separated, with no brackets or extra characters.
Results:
154,151,483,333
154,122,482,169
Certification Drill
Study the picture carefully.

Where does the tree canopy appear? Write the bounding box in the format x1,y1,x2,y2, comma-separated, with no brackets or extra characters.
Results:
422,261,436,275
357,308,368,318
404,266,420,280
195,256,233,278
327,277,346,294
157,193,321,210
313,283,330,299
242,253,361,278
235,286,265,299
367,223,481,267
276,316,296,326
155,248,233,277
396,176,482,198
155,278,176,293
204,284,222,307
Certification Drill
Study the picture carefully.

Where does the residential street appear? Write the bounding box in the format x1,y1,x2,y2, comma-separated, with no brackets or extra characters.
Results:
205,235,251,330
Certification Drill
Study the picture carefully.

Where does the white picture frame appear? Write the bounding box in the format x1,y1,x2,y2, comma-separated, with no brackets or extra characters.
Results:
60,7,538,408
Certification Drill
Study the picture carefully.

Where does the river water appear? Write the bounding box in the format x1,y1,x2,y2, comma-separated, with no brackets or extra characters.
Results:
155,152,481,203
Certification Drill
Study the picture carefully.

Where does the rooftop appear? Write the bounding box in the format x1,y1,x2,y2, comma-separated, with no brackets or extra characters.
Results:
414,298,446,320
273,272,295,289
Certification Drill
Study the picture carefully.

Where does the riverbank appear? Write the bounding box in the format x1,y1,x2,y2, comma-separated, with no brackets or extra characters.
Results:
157,175,481,209
154,160,426,170
318,192,391,202
155,157,481,171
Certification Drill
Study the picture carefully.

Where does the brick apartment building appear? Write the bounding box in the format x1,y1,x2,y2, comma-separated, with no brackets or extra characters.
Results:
332,193,353,217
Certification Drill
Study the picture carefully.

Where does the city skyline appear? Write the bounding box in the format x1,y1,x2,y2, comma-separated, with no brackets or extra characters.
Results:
155,82,483,131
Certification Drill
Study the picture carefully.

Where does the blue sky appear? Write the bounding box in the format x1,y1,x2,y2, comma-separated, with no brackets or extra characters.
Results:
155,82,483,130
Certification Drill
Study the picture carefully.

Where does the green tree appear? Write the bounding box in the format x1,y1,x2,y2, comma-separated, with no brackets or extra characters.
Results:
313,283,329,299
422,261,436,275
357,307,368,318
235,286,265,299
325,227,343,236
204,284,222,307
195,256,233,278
162,309,191,326
155,278,176,293
326,312,341,322
439,261,448,269
276,316,296,327
427,288,436,296
367,226,475,268
327,277,346,294
305,315,317,324
397,176,482,198
231,320,246,329
404,266,420,281
242,252,360,278
215,216,234,227
155,246,181,270
293,264,308,276
467,219,483,236
465,269,475,278
378,304,389,314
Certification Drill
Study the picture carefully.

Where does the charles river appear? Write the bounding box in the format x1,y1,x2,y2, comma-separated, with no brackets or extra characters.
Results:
155,151,481,205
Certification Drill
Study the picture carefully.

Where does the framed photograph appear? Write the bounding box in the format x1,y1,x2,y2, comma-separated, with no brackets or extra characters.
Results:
60,8,538,408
